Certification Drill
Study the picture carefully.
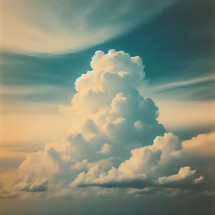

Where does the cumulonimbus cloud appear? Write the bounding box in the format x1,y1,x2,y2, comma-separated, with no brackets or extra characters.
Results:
1,50,214,199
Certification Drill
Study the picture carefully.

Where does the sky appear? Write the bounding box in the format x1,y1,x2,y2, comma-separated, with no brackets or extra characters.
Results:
0,0,215,215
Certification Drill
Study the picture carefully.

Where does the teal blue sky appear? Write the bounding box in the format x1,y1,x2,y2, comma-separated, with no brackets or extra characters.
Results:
0,1,215,215
1,0,214,101
1,0,214,140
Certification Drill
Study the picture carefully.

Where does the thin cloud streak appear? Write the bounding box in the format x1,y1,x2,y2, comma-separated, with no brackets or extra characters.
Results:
0,0,176,54
141,74,215,95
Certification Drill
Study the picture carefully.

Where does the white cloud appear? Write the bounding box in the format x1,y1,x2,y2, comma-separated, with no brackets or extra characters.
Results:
0,0,176,53
157,167,196,185
72,133,203,190
1,50,214,199
14,177,48,192
97,143,112,154
193,176,204,184
60,49,165,160
182,132,215,158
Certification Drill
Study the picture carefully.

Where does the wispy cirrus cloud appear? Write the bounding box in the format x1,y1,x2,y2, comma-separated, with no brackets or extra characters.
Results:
0,0,176,54
141,74,215,96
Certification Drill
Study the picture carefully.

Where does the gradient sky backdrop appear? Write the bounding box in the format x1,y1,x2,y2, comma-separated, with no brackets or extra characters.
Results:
0,0,215,215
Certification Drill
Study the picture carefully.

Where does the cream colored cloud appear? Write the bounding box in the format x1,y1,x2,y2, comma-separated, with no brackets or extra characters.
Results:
193,176,204,184
5,50,164,195
1,50,214,199
60,50,164,152
157,167,196,184
182,132,215,158
71,133,202,189
14,177,48,192
97,143,112,154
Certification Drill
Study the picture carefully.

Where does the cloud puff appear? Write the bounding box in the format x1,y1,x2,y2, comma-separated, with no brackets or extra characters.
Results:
193,176,204,184
14,177,48,192
60,50,165,160
182,132,215,158
157,166,196,185
72,133,202,190
0,0,176,53
97,143,112,154
2,50,214,198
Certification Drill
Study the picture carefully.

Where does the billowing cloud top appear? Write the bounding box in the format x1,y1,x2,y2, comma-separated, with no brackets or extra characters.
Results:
0,0,176,53
1,50,215,199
